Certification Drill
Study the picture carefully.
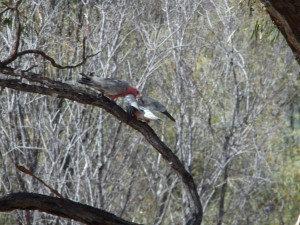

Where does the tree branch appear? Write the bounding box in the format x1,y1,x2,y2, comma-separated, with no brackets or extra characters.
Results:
261,1,300,53
0,6,12,15
0,65,97,95
0,193,140,225
15,49,101,69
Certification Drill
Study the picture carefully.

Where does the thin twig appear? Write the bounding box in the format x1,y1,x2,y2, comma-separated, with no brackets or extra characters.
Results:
0,7,12,15
0,0,22,66
295,214,300,225
82,14,89,60
14,49,101,69
22,65,38,72
15,164,67,201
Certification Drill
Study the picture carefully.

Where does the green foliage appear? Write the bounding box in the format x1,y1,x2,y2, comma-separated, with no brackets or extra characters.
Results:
2,18,12,26
270,119,300,223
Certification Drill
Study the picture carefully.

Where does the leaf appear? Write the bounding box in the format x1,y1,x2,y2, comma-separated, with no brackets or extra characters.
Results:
3,18,12,26
227,29,236,42
250,20,260,40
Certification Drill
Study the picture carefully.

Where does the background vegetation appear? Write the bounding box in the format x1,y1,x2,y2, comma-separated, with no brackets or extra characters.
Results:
0,0,299,224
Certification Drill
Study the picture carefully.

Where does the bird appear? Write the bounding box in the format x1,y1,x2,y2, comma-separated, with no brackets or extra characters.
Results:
78,73,139,100
124,94,175,123
138,96,175,122
136,105,163,123
124,94,161,123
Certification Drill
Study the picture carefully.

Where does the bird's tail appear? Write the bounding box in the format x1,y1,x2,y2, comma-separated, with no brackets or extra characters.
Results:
162,111,176,122
78,73,93,86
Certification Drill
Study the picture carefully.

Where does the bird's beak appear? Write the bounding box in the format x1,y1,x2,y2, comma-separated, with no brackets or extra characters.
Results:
136,94,141,101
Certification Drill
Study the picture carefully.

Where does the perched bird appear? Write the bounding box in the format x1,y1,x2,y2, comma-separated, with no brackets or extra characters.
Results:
78,73,139,99
136,105,162,123
138,96,175,122
124,94,175,123
124,94,161,123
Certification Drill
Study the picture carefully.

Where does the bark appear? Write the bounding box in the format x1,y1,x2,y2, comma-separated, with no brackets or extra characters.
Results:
261,0,300,64
0,193,140,225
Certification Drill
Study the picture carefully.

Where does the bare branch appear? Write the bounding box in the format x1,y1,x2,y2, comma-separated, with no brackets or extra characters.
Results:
22,65,38,72
82,14,90,60
0,0,21,66
0,6,12,15
15,164,67,201
0,193,140,225
295,214,300,225
14,49,101,69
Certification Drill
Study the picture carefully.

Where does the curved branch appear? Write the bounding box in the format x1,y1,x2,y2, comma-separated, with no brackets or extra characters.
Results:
261,1,300,53
15,49,101,69
0,68,203,224
0,193,140,225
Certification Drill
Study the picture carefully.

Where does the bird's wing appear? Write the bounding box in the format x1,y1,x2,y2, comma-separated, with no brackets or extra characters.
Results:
91,78,130,95
140,96,175,122
78,74,130,95
78,73,94,86
140,96,167,111
139,106,161,121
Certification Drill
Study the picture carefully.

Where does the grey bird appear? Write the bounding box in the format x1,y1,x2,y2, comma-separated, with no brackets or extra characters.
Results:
78,73,139,99
138,96,175,122
125,95,175,123
124,94,162,123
